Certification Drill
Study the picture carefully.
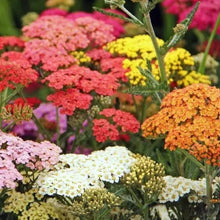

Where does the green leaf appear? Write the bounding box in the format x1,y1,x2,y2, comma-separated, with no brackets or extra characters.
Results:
93,7,142,26
160,1,200,54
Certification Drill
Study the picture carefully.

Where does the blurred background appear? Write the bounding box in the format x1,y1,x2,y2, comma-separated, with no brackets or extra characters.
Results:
0,0,171,39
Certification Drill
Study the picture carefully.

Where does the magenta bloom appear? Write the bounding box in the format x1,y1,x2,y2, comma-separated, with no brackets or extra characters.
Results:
163,0,220,33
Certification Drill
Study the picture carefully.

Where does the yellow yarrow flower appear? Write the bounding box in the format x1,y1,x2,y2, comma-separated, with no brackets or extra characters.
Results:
106,35,164,86
106,36,210,87
71,51,91,65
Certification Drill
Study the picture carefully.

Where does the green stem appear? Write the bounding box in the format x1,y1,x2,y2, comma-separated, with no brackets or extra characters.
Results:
127,187,143,209
141,97,148,123
205,163,213,220
177,149,205,171
0,88,9,128
142,205,149,220
198,13,220,74
120,5,143,25
2,122,15,132
56,107,60,146
142,12,168,88
132,94,140,121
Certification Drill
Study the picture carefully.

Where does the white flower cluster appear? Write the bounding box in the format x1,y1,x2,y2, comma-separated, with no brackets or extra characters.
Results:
35,146,136,198
158,176,206,203
150,205,173,220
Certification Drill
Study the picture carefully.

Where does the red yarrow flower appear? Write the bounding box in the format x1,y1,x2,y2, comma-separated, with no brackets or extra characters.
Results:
92,119,120,142
42,65,119,96
0,52,38,92
0,36,25,51
13,97,41,109
47,88,93,115
93,108,140,142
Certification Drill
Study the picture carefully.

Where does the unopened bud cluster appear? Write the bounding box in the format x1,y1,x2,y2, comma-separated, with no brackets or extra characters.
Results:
88,105,100,118
68,188,121,216
68,110,86,128
122,154,165,199
1,104,33,124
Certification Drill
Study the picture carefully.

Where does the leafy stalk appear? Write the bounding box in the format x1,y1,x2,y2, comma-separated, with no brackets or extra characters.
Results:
198,13,220,74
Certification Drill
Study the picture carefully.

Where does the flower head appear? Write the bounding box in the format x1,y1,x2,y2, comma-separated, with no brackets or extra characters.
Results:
142,84,220,166
0,52,38,91
0,36,24,51
163,0,220,33
93,108,140,142
121,154,165,200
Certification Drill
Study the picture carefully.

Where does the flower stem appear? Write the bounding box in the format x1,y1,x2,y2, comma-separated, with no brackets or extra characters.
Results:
205,163,213,220
198,13,220,74
142,12,168,89
56,107,60,146
177,149,205,171
120,5,143,25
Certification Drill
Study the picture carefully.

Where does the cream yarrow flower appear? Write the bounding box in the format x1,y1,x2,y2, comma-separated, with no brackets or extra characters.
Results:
35,146,136,198
158,176,207,203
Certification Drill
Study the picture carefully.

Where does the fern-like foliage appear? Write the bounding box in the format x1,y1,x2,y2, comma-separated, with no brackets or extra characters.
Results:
93,7,143,26
160,1,200,55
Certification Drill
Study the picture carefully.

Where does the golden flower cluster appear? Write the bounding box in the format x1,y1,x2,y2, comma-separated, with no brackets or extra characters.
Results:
142,84,220,166
105,35,164,86
105,36,210,87
71,51,91,66
122,154,165,199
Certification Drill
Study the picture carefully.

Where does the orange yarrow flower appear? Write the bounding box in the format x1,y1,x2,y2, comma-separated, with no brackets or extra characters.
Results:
141,84,220,166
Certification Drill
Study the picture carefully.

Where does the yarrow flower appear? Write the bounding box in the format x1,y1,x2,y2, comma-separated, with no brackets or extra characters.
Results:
22,15,115,71
39,8,68,17
46,88,93,115
158,176,207,203
142,84,220,166
162,0,220,34
0,131,61,189
106,36,211,86
3,188,60,219
121,154,165,200
42,65,119,95
46,0,75,10
0,52,38,91
93,108,140,142
1,103,33,124
161,48,211,86
35,146,136,198
0,36,24,51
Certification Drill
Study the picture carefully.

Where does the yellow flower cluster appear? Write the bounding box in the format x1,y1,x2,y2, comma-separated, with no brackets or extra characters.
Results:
105,35,210,87
163,48,210,86
122,154,165,199
19,202,59,220
105,35,164,86
3,189,59,220
71,51,91,65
